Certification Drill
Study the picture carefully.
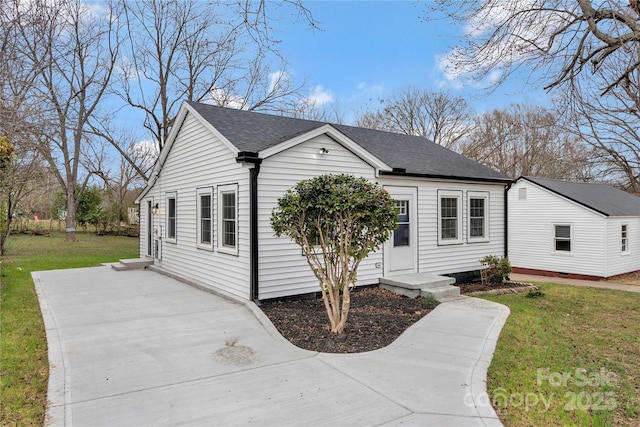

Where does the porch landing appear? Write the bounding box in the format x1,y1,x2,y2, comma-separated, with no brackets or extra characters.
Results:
110,258,154,271
380,273,459,300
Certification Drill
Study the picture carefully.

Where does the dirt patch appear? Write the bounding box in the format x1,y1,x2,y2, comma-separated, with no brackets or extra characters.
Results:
260,287,438,354
606,271,640,286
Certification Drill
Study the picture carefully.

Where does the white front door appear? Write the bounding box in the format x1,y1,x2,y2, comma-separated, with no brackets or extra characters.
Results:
384,187,418,275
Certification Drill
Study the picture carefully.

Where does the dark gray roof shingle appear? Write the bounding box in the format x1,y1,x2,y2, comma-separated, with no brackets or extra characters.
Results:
186,101,510,182
523,177,640,217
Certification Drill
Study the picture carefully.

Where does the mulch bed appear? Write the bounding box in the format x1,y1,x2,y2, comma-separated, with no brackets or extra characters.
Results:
457,280,539,296
260,287,438,353
260,281,536,354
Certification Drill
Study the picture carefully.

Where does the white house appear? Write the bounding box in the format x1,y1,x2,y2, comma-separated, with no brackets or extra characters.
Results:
508,176,640,279
136,101,512,301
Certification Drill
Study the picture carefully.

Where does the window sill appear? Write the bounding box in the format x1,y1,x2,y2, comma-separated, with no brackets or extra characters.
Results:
196,244,214,252
468,238,490,244
438,239,463,246
218,246,239,256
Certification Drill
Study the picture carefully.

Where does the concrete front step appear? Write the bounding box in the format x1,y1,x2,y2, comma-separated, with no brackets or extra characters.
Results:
380,272,459,301
419,285,460,299
111,258,154,271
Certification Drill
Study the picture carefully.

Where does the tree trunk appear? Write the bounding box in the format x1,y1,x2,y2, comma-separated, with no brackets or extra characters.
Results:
65,187,76,242
332,287,351,334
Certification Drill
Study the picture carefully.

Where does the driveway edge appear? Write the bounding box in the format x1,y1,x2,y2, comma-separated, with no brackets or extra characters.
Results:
33,271,69,427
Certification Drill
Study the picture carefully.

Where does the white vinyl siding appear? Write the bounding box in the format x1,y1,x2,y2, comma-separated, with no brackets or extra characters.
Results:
509,179,611,277
605,219,640,277
382,176,505,277
142,112,250,299
258,134,381,300
141,105,510,300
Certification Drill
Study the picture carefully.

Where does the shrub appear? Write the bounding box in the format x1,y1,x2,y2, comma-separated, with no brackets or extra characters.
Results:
480,255,512,284
271,174,397,334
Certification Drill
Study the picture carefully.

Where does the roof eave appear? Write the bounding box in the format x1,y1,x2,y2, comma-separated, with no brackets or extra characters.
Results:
380,170,513,184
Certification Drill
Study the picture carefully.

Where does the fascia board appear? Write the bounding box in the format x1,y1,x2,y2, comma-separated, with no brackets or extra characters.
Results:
135,102,240,203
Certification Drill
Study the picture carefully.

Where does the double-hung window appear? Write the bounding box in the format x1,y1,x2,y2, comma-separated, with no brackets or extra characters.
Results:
468,192,489,242
622,224,629,253
438,190,462,245
166,192,177,242
554,224,571,252
218,184,238,255
196,188,213,249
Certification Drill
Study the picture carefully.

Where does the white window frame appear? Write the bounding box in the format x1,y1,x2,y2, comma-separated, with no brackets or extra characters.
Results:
553,224,572,253
468,191,490,243
622,224,629,254
196,187,214,250
518,188,527,200
218,183,239,255
165,191,177,243
438,190,463,245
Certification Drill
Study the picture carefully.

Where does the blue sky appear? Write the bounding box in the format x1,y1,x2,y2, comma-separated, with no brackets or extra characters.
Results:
275,1,551,122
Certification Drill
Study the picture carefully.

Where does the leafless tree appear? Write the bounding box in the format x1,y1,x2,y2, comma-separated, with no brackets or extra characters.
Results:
116,0,316,152
561,59,640,192
428,0,640,187
1,3,49,252
10,0,121,241
460,104,594,180
286,98,346,123
83,137,156,233
353,86,473,149
427,0,640,95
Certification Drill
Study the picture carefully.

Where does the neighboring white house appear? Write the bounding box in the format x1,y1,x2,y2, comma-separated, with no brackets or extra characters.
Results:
136,101,512,301
509,176,640,279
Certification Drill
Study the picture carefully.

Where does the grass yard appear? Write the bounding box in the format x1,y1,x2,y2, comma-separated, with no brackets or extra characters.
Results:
483,284,639,426
0,232,139,426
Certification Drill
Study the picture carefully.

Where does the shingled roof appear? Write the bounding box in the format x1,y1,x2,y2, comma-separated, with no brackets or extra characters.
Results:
522,176,640,217
186,101,511,183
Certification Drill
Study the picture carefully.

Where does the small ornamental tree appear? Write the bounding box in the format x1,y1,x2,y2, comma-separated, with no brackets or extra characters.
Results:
271,174,397,334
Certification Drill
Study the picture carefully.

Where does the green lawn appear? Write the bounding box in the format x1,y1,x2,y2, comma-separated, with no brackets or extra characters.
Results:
0,232,139,425
483,284,639,426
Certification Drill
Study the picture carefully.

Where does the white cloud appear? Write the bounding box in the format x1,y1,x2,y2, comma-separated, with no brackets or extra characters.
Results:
356,81,384,95
206,88,246,110
268,70,291,93
131,139,159,156
303,85,334,107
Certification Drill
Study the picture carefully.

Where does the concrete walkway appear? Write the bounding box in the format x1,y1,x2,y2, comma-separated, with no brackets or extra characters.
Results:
34,266,509,426
511,273,640,293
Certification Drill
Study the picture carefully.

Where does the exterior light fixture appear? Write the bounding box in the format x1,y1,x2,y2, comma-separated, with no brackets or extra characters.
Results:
152,203,160,215
318,147,329,155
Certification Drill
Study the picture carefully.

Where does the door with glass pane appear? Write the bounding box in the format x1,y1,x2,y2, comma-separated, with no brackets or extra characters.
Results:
384,187,417,275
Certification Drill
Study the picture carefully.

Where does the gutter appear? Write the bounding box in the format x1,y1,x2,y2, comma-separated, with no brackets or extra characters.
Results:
504,182,512,258
379,169,512,184
236,152,262,302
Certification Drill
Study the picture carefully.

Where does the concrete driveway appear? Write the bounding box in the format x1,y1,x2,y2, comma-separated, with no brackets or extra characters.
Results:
34,266,508,426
